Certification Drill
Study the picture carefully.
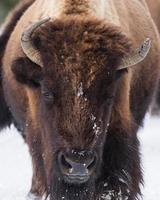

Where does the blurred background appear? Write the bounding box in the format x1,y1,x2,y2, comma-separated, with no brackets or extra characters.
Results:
0,0,18,23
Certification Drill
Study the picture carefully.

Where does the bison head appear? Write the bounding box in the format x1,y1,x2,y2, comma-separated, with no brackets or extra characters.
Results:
12,17,150,199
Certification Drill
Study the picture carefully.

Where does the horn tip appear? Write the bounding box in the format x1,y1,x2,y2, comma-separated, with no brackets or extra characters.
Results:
144,38,152,48
41,17,51,23
140,38,151,57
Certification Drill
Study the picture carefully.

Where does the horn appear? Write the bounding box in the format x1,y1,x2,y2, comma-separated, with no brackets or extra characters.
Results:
118,38,151,70
21,18,50,67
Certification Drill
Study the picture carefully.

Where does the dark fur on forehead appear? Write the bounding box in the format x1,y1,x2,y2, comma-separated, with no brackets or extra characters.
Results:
28,18,133,149
32,17,132,74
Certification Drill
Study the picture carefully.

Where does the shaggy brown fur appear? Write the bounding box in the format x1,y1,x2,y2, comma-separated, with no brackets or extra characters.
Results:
1,0,160,200
19,17,133,145
0,0,35,130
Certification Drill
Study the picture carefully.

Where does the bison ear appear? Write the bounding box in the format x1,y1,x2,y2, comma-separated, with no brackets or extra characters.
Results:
117,38,151,71
11,57,42,87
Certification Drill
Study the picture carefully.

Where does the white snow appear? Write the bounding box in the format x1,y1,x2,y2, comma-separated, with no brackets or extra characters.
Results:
93,122,101,137
77,82,84,97
138,115,160,200
0,126,32,200
0,114,160,199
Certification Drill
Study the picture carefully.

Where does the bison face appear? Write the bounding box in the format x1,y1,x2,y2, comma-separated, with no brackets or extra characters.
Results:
36,55,120,189
32,65,120,199
11,18,150,199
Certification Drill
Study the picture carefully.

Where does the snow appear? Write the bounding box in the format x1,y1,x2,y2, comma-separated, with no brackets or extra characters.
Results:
0,126,32,200
77,82,84,97
0,115,160,200
138,115,160,200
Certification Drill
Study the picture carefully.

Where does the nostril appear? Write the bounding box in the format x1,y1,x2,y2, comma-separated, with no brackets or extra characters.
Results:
58,153,73,174
58,150,98,181
62,155,72,168
87,155,97,172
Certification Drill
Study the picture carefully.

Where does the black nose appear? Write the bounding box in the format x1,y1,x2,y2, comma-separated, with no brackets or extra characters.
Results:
58,150,97,184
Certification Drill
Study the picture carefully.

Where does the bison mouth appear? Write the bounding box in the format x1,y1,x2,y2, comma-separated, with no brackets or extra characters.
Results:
63,174,90,184
50,177,95,200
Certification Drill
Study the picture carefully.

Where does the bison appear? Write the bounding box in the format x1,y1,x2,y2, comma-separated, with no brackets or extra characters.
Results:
0,0,160,199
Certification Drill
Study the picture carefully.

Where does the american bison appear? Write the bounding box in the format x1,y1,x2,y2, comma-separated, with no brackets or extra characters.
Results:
0,0,160,199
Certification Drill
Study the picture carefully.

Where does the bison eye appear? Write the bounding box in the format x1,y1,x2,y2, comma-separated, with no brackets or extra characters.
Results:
42,91,54,102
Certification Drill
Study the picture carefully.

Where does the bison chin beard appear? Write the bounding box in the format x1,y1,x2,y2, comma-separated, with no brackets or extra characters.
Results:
50,175,96,200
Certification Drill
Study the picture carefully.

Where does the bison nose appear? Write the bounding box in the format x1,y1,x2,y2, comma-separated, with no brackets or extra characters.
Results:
58,150,97,184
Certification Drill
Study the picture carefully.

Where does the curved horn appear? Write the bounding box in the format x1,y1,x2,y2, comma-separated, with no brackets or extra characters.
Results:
21,18,50,67
118,38,151,70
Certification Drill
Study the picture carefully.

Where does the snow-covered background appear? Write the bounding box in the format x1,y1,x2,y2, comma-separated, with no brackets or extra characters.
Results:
0,114,159,200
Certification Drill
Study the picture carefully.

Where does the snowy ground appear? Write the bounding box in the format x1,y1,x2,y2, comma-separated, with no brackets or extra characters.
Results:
0,114,159,200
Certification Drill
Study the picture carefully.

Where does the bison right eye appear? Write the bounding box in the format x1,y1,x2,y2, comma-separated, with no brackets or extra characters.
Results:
42,91,55,102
